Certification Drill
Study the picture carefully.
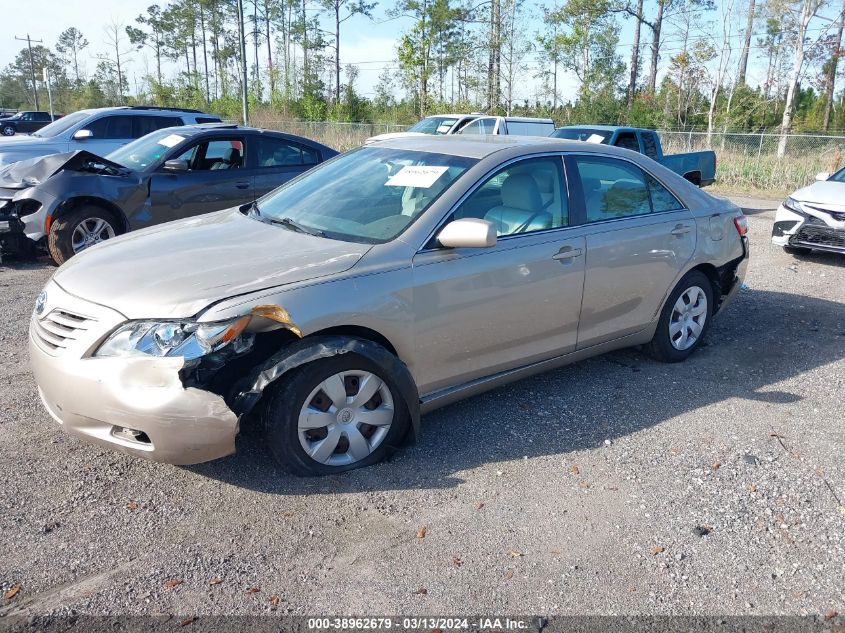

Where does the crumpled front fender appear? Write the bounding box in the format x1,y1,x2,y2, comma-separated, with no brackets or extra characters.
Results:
230,335,421,442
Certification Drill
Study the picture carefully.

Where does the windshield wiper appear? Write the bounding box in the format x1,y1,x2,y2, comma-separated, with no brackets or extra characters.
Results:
270,216,325,238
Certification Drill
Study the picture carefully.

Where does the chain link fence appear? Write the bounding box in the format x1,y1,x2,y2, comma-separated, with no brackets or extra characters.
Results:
255,119,845,194
657,131,845,193
255,118,409,151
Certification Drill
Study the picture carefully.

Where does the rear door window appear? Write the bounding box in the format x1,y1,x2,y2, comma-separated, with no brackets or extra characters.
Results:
255,136,319,167
505,121,554,136
134,116,182,138
573,156,652,221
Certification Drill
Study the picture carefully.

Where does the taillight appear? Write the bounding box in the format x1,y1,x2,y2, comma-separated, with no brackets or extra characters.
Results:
733,215,748,237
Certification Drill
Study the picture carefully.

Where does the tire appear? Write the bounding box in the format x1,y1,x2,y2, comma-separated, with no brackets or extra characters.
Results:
263,352,411,476
783,245,811,256
647,270,714,363
1,125,15,136
47,206,119,265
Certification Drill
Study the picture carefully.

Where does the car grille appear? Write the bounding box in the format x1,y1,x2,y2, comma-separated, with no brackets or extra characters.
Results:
32,308,97,355
792,218,845,251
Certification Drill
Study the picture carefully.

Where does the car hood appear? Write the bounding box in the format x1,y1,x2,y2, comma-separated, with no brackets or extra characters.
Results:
792,181,845,212
0,150,127,190
52,209,372,319
0,134,54,148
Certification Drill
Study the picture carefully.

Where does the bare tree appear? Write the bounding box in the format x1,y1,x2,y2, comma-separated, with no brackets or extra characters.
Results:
821,0,844,129
99,21,133,104
736,0,756,83
777,0,829,157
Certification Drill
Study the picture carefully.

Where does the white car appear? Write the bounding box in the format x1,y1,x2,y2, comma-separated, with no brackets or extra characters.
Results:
364,114,481,144
772,169,845,254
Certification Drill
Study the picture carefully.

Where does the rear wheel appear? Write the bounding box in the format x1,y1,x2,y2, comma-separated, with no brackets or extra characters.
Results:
263,352,411,476
647,270,713,363
47,206,119,265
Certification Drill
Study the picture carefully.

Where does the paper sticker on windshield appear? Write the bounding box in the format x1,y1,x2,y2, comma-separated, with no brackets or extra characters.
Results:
386,165,449,188
157,134,185,148
586,134,605,144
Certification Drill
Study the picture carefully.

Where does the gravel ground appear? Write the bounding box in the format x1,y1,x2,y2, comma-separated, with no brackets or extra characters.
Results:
0,196,843,618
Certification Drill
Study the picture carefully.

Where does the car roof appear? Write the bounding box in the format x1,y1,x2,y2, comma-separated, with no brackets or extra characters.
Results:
370,134,637,159
558,124,653,132
423,113,479,119
139,124,334,147
74,106,217,116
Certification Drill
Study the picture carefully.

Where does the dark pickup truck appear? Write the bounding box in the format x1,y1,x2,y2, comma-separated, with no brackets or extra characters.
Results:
1,111,58,136
553,125,716,187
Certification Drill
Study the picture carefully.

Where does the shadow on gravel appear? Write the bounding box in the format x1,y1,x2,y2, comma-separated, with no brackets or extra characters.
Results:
783,249,845,268
189,287,845,494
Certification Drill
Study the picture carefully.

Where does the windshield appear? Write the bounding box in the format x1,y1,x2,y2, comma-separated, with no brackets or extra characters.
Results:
255,147,476,243
552,128,612,144
107,129,188,170
830,167,845,182
32,111,88,138
408,117,461,135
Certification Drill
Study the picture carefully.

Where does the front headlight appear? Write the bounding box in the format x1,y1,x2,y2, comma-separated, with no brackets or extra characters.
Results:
94,316,251,359
782,197,804,214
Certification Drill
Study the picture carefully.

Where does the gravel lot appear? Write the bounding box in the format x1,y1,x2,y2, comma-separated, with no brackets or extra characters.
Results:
0,195,843,618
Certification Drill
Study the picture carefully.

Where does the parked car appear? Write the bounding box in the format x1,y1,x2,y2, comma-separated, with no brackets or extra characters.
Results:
0,111,58,136
0,124,337,264
0,106,221,167
458,116,555,137
552,126,716,187
772,168,845,255
365,114,482,144
29,135,748,475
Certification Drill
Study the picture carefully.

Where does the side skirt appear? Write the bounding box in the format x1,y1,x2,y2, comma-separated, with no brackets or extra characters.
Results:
419,328,654,414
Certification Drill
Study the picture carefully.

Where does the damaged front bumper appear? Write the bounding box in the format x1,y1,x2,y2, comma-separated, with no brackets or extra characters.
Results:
28,281,239,465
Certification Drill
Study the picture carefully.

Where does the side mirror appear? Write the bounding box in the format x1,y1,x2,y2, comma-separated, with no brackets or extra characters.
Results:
72,129,93,140
815,172,830,181
163,159,189,172
437,218,497,249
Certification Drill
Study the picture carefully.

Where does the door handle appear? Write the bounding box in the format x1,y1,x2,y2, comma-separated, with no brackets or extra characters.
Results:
235,181,250,189
552,247,583,261
670,224,693,236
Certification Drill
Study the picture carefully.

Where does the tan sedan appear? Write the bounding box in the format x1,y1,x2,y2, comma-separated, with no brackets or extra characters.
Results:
29,136,749,475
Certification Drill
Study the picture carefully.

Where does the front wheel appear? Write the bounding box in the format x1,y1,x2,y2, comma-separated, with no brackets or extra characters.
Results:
647,270,714,363
1,125,15,136
47,207,119,265
263,352,411,476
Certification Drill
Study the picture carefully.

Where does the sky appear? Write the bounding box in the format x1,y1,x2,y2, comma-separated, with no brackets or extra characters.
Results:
3,0,840,107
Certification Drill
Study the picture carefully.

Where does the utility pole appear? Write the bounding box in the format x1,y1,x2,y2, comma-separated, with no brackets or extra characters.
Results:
236,0,249,125
15,34,42,110
43,67,53,119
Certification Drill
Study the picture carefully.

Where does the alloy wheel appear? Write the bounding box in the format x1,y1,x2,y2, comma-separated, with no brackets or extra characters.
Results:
669,285,708,350
297,370,395,466
71,217,116,253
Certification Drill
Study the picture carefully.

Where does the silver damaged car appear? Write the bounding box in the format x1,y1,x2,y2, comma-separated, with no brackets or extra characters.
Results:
29,136,749,475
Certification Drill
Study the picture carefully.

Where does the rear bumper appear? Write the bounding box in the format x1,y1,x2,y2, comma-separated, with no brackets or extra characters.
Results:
717,236,749,314
29,281,239,465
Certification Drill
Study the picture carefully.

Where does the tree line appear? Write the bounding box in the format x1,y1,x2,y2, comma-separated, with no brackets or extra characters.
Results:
1,0,844,146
